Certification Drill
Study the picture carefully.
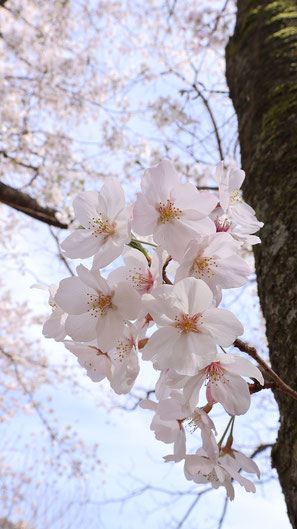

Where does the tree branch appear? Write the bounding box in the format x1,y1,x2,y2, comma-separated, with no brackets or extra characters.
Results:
0,181,69,229
234,339,297,401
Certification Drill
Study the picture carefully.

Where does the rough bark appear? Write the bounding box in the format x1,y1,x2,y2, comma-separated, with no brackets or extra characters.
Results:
0,181,69,228
226,1,297,527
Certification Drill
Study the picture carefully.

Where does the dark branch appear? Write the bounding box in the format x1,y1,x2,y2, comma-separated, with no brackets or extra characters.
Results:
0,180,69,229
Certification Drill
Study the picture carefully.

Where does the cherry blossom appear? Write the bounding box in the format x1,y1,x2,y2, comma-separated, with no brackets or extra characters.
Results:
183,352,264,415
175,232,250,295
61,181,131,268
142,277,244,375
33,284,67,342
64,340,113,383
108,246,164,295
140,396,186,463
132,160,217,261
55,264,141,350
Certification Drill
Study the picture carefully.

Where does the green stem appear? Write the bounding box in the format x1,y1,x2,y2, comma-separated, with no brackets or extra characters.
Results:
218,416,234,449
130,238,158,248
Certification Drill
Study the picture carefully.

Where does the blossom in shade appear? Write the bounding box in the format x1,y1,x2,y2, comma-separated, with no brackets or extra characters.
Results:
140,395,186,463
175,232,250,296
142,277,244,376
132,160,217,261
108,323,140,394
183,352,264,415
185,440,259,499
55,264,141,350
32,284,67,341
64,340,113,382
61,181,131,268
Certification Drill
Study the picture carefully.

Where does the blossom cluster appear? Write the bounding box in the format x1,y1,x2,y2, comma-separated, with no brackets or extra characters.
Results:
42,159,264,499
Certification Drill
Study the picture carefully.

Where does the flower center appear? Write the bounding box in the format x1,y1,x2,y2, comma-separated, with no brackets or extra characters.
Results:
204,362,225,382
127,267,154,294
87,292,112,317
159,200,182,223
229,188,242,205
215,217,232,233
191,256,218,279
88,215,115,239
116,338,133,362
174,313,201,333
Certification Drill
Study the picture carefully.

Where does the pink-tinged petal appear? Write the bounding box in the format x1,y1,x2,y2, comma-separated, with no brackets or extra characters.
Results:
92,238,125,269
175,184,217,217
228,167,245,191
65,312,97,342
183,373,205,411
141,160,179,204
222,462,256,493
174,277,213,314
139,399,157,411
154,219,197,261
203,308,244,346
132,193,159,235
231,451,260,478
168,334,201,375
61,229,101,259
95,310,125,351
209,372,250,415
222,354,264,385
208,255,250,289
203,232,241,258
113,282,141,320
142,326,180,363
73,191,100,228
42,309,66,341
55,277,91,314
142,287,178,325
77,264,110,294
100,181,126,220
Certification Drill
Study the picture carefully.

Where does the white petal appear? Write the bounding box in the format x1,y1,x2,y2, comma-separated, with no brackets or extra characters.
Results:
65,313,97,342
113,282,141,320
73,191,100,228
61,229,101,259
55,277,91,314
209,373,251,415
203,308,244,346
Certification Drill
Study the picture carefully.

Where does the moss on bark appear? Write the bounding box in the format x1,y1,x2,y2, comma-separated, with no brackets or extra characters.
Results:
226,1,297,527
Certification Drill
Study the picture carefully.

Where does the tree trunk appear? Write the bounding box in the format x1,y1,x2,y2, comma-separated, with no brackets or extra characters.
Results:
226,1,297,527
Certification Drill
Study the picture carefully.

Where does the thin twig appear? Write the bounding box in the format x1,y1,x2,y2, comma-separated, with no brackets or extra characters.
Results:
49,227,75,276
234,339,297,401
162,256,172,285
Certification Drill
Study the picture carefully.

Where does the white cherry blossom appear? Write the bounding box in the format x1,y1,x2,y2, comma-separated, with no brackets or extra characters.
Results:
61,181,131,268
55,264,141,350
132,160,217,261
142,277,243,375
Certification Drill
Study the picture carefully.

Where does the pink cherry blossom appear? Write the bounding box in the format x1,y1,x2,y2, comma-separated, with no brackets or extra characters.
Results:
183,352,264,415
64,340,113,383
108,246,164,295
55,264,141,350
175,232,250,295
132,160,217,261
61,181,131,268
142,277,243,376
108,323,140,394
